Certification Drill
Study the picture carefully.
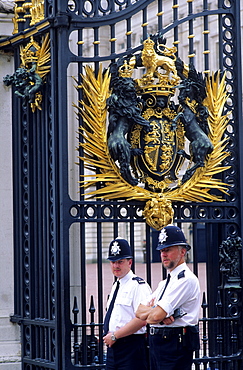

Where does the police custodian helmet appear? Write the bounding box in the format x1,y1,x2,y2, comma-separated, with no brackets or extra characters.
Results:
107,238,133,261
156,225,191,251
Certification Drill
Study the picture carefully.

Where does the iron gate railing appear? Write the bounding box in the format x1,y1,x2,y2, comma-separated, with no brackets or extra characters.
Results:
72,289,243,370
0,0,242,369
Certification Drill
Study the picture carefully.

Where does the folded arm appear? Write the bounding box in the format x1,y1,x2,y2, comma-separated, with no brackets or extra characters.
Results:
136,303,168,324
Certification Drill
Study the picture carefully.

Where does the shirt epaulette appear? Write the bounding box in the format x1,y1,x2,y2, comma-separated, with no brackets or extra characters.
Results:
132,276,146,284
178,270,185,279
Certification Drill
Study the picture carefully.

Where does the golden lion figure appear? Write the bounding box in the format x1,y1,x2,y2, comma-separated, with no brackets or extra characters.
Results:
141,38,179,85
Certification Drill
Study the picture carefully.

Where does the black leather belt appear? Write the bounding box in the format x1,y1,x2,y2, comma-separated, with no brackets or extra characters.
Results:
150,326,186,336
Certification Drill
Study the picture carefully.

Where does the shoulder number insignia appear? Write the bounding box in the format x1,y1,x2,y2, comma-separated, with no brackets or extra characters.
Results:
132,277,146,284
178,270,185,279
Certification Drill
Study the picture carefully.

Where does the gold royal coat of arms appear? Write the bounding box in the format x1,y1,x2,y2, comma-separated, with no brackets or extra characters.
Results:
75,32,230,231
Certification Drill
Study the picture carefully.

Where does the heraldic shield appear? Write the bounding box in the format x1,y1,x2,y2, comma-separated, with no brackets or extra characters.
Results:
75,31,230,230
128,93,185,190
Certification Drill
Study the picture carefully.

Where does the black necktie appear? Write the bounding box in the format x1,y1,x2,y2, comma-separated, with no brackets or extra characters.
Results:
158,274,171,300
103,280,120,335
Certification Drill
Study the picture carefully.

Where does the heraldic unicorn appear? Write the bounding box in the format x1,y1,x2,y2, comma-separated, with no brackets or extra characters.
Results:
74,31,230,231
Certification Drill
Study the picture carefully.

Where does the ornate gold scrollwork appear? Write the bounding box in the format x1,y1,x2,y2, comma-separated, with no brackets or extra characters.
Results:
12,0,45,34
75,34,230,230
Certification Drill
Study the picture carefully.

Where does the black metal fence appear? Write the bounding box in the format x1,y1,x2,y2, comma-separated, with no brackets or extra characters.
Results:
72,286,243,370
70,234,243,369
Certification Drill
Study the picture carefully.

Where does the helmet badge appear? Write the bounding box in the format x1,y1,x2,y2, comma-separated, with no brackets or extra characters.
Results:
110,241,121,256
159,228,168,244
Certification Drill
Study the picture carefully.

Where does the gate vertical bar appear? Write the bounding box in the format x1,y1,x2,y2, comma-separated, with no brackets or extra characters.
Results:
233,1,243,233
55,17,74,367
233,0,243,359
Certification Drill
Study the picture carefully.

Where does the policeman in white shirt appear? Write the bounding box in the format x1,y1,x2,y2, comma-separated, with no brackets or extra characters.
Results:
103,238,151,370
136,225,201,370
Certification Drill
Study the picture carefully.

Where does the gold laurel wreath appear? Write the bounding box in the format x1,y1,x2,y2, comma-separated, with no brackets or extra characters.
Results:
75,66,230,229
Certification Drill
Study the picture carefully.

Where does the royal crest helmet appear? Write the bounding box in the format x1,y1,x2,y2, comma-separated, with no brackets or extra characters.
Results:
156,225,191,251
107,238,133,261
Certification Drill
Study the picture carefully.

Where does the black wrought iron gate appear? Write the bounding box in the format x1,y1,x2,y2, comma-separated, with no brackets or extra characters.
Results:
0,0,243,369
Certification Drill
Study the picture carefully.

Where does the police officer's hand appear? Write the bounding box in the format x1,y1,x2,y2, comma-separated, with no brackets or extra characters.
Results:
162,315,175,325
103,332,116,347
148,298,155,307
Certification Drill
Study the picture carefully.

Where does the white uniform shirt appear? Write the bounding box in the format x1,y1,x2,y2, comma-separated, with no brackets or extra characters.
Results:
147,263,200,327
107,270,152,334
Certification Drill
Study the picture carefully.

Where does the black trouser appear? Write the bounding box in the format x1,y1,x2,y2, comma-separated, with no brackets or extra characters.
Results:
149,327,194,370
105,334,148,370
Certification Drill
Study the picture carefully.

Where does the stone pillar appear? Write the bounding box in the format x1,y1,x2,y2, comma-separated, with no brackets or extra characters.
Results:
0,12,21,370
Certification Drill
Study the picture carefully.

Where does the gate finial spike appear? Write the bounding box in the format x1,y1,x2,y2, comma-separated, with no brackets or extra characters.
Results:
72,296,79,314
89,295,95,313
201,291,208,309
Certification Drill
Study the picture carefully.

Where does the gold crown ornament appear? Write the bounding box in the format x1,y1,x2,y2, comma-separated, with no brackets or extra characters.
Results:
118,60,134,78
135,37,180,97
